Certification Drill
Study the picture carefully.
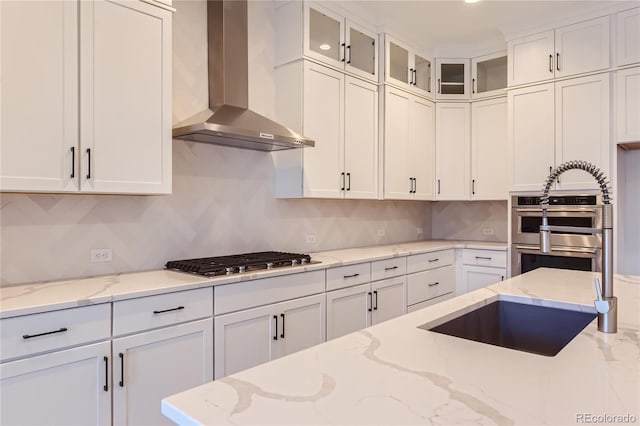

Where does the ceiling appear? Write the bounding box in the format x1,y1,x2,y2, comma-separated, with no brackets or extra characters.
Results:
334,0,635,56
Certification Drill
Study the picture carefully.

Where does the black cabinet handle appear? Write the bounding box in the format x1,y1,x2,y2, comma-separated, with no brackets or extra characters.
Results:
23,327,68,339
273,315,278,340
472,179,475,195
347,45,351,64
428,282,440,287
280,313,285,339
368,292,372,312
428,258,440,263
549,54,553,73
409,67,414,84
373,290,378,310
437,78,441,94
385,266,398,271
119,352,125,387
70,147,75,178
475,256,492,261
341,172,345,191
103,356,109,392
472,78,475,94
343,273,360,278
341,43,346,62
437,179,441,195
501,275,505,281
413,178,417,193
409,178,413,193
86,148,91,179
153,306,184,314
556,52,560,71
413,69,417,86
346,172,351,191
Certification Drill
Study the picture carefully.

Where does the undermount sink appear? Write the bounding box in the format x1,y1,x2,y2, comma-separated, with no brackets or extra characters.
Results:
421,300,597,356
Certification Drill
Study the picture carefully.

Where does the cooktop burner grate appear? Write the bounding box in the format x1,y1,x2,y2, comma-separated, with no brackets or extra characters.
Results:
165,251,313,276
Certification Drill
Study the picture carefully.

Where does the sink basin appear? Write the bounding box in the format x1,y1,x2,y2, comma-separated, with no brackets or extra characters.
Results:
421,300,597,356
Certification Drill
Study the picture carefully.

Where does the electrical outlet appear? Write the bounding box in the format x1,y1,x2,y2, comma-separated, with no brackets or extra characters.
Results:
305,234,317,244
483,227,495,236
91,248,112,263
416,227,424,235
377,229,385,237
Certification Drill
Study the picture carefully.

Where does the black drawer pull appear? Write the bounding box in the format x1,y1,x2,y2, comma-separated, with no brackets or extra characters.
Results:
428,258,439,263
428,282,440,287
23,327,68,339
280,313,285,339
103,356,109,392
384,266,398,271
273,315,278,340
153,306,184,315
368,292,373,312
373,290,378,310
475,256,492,261
343,273,360,278
119,353,125,387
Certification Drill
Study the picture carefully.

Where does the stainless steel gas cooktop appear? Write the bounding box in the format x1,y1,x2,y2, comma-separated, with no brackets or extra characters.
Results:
165,251,314,276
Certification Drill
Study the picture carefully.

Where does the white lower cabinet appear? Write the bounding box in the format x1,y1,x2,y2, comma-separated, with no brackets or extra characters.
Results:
406,249,456,310
112,319,213,426
214,293,325,379
460,249,507,293
326,276,407,340
0,341,112,426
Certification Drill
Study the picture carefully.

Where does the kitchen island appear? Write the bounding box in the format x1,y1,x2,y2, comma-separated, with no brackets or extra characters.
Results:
162,268,639,425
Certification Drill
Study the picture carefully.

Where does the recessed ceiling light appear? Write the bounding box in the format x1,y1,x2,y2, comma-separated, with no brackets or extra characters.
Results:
465,0,480,3
319,43,331,51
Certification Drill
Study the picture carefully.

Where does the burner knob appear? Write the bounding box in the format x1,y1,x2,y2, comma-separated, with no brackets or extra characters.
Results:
225,267,235,275
266,262,274,270
238,266,246,273
291,259,298,266
300,258,308,265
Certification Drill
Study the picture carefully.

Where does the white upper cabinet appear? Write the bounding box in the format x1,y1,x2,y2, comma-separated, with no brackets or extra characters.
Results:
435,58,470,100
471,51,507,99
276,2,377,82
0,0,172,194
383,34,433,98
383,86,435,200
471,97,508,200
274,60,378,199
509,74,610,192
508,16,610,87
435,103,471,199
616,8,640,66
616,66,640,143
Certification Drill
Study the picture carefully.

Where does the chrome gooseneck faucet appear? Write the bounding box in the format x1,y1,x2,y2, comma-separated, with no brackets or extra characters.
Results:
539,160,616,333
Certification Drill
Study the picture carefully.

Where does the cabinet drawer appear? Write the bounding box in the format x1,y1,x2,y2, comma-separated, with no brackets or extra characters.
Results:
113,287,213,337
326,263,371,291
406,249,454,274
407,293,455,313
462,249,507,268
371,257,407,281
407,265,455,306
0,304,111,362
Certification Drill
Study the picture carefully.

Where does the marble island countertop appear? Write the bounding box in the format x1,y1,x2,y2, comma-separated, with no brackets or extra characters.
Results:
0,240,505,318
161,268,640,426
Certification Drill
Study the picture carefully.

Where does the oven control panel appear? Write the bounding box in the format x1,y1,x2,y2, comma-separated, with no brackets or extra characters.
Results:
516,195,597,206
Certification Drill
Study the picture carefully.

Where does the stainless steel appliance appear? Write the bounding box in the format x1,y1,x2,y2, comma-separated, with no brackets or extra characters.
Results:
511,194,602,276
166,251,315,276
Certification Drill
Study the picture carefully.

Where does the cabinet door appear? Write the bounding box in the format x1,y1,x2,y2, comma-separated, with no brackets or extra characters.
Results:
346,21,377,81
555,73,610,190
507,30,555,86
471,52,507,99
80,0,171,194
0,341,111,426
508,83,555,192
304,4,345,70
303,62,344,198
413,54,433,97
385,35,410,87
383,87,412,199
463,266,506,293
616,67,640,143
555,16,609,78
411,97,435,200
471,97,508,200
275,294,326,358
435,103,470,200
617,8,640,66
214,304,277,379
344,77,378,199
371,276,406,326
326,283,370,340
0,0,79,192
112,319,213,426
435,58,470,100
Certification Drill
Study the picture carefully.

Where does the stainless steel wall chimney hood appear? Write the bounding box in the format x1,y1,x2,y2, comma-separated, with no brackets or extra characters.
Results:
172,0,314,151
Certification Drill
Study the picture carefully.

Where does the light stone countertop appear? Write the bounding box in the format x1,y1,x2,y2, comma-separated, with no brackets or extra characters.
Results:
161,269,640,426
0,240,506,319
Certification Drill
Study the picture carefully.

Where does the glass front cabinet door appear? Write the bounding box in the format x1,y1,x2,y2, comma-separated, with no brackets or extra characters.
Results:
435,58,470,100
304,4,377,82
384,34,432,98
471,51,507,99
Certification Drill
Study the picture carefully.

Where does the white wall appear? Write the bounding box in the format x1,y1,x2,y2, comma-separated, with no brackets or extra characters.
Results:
0,0,431,286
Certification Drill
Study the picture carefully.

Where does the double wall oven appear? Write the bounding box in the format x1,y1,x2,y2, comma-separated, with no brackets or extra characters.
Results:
511,195,602,276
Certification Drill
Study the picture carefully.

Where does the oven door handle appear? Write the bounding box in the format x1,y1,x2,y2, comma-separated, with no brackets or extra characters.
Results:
515,245,598,255
514,207,599,214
